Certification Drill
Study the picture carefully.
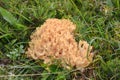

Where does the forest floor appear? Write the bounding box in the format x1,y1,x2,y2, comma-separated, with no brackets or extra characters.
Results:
0,0,120,80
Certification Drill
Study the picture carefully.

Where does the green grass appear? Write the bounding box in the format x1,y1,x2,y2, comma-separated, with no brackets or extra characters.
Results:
0,0,120,80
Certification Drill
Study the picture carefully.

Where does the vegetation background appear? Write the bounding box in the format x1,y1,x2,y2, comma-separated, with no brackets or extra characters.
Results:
0,0,120,80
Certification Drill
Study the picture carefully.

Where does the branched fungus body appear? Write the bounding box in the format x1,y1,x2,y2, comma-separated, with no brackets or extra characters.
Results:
26,19,94,68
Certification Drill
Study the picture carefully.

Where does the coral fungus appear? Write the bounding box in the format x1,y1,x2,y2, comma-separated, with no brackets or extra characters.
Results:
26,18,94,68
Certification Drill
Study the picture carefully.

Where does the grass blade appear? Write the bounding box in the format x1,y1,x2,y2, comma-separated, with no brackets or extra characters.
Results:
0,7,18,25
0,7,27,30
0,34,11,39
